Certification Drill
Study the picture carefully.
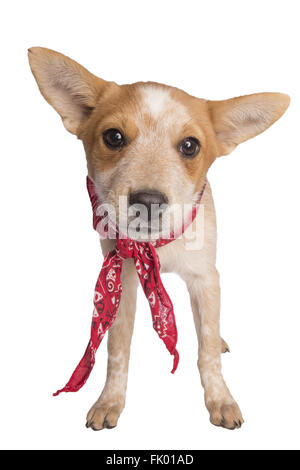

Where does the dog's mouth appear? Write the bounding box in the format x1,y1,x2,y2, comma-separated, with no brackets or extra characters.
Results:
99,184,203,242
122,202,169,240
124,190,169,239
96,177,200,241
100,186,200,241
103,195,199,241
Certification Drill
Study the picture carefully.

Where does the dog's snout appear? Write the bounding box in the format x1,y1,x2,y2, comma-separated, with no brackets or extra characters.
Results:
129,190,168,220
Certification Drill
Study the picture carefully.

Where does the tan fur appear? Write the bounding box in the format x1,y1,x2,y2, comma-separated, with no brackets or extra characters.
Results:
28,47,290,430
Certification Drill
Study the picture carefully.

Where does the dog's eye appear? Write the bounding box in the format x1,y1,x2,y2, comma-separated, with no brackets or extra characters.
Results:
178,137,201,158
103,128,126,150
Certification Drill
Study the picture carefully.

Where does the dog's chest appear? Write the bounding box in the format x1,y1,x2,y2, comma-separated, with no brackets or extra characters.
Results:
156,238,204,280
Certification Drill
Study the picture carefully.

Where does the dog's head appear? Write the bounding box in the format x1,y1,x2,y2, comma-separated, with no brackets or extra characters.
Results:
28,47,289,239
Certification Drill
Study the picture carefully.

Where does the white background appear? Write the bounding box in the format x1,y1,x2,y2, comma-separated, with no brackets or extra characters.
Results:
1,0,299,450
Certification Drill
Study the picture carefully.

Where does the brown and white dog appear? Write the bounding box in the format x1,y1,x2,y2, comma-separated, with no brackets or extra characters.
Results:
28,47,289,431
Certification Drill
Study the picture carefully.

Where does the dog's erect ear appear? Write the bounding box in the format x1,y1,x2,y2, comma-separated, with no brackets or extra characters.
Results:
208,92,290,156
28,47,108,135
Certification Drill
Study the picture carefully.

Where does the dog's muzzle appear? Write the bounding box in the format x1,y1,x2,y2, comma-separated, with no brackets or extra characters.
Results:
129,190,168,221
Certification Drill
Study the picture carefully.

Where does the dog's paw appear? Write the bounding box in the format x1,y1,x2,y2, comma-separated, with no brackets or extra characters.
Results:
221,338,230,353
207,401,243,430
86,402,122,431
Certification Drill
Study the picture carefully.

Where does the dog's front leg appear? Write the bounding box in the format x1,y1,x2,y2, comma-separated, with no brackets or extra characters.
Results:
86,241,138,431
188,269,244,430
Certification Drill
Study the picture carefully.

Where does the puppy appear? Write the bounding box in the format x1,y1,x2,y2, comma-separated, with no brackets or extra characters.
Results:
28,47,289,430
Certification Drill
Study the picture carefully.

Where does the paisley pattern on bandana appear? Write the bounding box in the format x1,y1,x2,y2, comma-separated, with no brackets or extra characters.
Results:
53,177,206,396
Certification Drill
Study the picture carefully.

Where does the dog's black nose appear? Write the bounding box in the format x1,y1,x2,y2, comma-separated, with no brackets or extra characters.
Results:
129,190,168,220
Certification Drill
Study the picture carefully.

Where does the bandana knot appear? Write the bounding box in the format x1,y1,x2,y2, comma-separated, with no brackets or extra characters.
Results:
115,238,136,259
53,176,206,397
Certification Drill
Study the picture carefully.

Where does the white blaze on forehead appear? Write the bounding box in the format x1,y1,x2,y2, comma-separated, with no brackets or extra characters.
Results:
141,86,172,119
139,84,189,124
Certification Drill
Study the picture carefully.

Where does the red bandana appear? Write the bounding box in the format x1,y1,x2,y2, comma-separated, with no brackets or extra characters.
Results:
53,177,206,396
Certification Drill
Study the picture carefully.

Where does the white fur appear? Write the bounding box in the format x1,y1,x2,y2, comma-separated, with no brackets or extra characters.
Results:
139,84,190,130
140,86,172,120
